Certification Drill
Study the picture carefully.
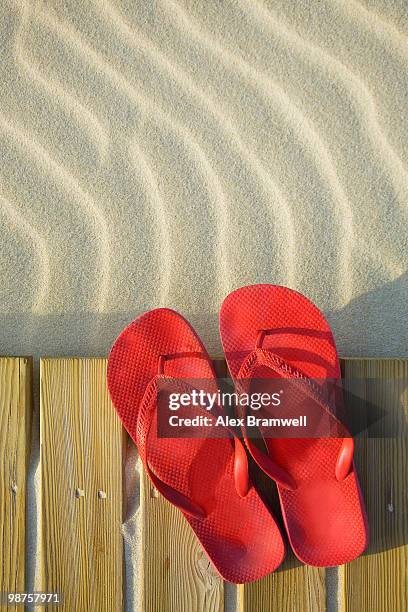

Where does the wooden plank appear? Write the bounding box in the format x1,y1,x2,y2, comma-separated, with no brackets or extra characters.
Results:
0,357,32,612
140,470,224,612
238,536,325,612
239,564,326,612
237,351,325,612
139,360,227,612
40,359,124,611
340,359,408,612
221,358,325,610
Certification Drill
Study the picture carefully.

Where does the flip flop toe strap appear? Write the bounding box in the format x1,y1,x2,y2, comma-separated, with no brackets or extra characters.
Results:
136,375,207,519
136,373,251,518
236,348,354,489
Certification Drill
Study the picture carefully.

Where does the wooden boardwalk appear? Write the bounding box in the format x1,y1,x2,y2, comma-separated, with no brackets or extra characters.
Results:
0,357,407,611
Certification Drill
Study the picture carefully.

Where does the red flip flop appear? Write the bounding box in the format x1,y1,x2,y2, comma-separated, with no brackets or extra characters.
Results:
220,285,368,567
107,308,285,583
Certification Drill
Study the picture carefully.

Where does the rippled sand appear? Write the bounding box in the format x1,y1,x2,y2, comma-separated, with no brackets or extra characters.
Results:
1,0,407,609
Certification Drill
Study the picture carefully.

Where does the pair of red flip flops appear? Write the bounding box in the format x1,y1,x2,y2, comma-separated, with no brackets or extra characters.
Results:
107,285,368,584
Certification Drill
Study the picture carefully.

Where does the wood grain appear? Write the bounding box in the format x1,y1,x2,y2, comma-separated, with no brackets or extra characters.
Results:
140,468,224,612
34,356,408,611
40,359,124,611
340,359,408,612
238,549,325,612
0,357,32,612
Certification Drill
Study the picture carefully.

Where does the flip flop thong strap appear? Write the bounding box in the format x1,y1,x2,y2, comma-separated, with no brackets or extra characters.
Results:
236,348,354,486
136,375,207,519
136,372,251,517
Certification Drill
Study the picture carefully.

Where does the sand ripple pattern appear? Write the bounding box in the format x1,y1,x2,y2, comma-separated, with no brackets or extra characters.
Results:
1,0,407,341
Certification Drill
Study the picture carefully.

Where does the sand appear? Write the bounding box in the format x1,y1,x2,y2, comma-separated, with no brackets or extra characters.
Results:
1,0,407,609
